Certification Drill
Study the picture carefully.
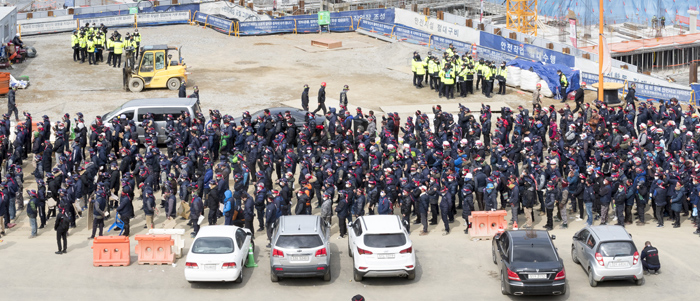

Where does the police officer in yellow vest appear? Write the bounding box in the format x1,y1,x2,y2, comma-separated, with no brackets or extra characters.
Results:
558,70,568,102
411,52,426,88
124,33,135,68
488,62,497,95
133,29,141,58
475,58,484,90
483,61,494,98
442,63,456,99
79,33,88,64
465,63,475,95
95,32,104,63
458,62,470,98
112,35,124,68
87,35,96,65
106,35,115,66
428,56,439,90
71,30,80,62
496,62,508,95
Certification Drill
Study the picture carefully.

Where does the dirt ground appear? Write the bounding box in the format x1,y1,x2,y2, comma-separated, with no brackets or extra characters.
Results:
11,24,540,121
2,25,696,301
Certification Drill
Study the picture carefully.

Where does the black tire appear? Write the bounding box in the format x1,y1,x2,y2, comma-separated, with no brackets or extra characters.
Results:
353,268,363,282
406,270,416,280
589,269,598,287
234,259,243,283
492,245,497,265
128,77,144,92
571,246,580,264
636,278,645,286
271,271,279,282
167,77,180,90
501,271,509,295
323,266,331,281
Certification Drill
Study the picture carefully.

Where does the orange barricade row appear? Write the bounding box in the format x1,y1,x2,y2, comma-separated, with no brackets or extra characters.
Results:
134,234,175,265
92,236,130,267
469,210,508,240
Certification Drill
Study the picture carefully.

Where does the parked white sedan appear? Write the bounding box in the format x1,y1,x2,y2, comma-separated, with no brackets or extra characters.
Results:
185,226,253,283
347,215,416,281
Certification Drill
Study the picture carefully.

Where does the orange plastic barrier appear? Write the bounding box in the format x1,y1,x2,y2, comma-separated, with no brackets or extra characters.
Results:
469,210,508,239
92,236,130,267
134,234,175,265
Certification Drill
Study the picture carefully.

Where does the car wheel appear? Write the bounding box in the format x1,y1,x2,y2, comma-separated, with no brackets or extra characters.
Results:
500,271,508,295
323,266,331,282
271,271,279,282
492,245,497,265
635,278,645,286
234,260,243,283
353,268,363,282
128,77,144,92
588,269,598,287
571,246,580,264
167,78,180,90
406,270,416,280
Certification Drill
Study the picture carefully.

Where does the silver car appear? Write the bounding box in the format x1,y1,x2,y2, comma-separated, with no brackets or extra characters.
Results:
571,225,644,287
269,215,331,282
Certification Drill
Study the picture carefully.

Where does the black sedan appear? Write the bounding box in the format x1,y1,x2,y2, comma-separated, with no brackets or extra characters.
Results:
232,107,325,129
492,230,567,296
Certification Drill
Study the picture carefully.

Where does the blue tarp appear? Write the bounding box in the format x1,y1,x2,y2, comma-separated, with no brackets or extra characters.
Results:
486,0,700,27
506,59,580,96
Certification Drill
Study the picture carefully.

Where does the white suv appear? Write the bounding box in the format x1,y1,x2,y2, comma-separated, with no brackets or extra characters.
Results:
347,215,416,281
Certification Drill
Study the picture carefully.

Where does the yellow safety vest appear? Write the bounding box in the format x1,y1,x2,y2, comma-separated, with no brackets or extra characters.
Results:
113,40,124,54
134,33,141,43
483,67,493,80
71,34,78,47
87,39,95,52
78,36,87,48
560,74,568,87
428,60,438,74
443,69,455,85
413,60,426,75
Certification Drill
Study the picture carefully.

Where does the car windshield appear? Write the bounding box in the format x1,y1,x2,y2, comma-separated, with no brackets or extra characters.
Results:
599,241,636,257
191,237,235,254
276,235,323,249
364,233,407,248
512,244,558,262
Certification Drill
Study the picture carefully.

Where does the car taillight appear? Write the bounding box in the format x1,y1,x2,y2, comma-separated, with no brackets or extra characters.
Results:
555,269,566,280
400,247,412,254
633,251,639,265
357,247,373,255
315,248,327,257
507,268,521,281
222,262,237,269
272,249,285,257
595,252,605,266
185,262,198,269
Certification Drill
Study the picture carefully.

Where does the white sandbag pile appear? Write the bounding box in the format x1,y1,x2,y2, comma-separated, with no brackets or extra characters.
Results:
506,66,521,87
520,69,540,92
537,80,554,98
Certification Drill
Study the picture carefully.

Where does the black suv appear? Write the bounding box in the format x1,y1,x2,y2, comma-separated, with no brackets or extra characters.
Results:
492,230,567,296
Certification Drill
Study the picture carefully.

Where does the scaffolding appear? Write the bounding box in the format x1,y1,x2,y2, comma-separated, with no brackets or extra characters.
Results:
506,0,537,36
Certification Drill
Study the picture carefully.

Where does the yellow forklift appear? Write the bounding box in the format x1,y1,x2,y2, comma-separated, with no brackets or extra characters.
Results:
123,45,188,92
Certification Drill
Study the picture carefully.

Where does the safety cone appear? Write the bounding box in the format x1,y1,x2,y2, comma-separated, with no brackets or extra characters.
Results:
245,244,258,268
513,221,519,230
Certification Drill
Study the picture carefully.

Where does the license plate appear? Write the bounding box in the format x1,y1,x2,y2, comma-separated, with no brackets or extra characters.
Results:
608,261,630,268
377,254,395,259
290,256,309,261
529,274,547,279
204,264,216,270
